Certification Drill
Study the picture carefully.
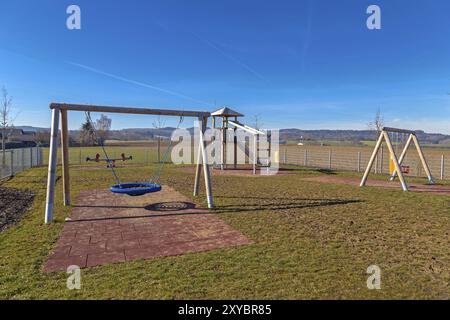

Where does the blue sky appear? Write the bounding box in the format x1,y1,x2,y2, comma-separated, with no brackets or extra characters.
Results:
1,0,449,132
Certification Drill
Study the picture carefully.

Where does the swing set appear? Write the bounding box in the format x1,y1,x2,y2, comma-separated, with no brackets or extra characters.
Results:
44,103,214,224
84,111,182,196
360,127,435,191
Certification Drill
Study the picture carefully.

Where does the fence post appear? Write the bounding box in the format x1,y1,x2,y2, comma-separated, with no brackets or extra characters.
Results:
357,152,361,173
10,150,14,177
329,150,332,169
21,149,25,170
441,155,445,180
304,149,308,166
375,155,379,174
37,147,44,167
30,147,33,168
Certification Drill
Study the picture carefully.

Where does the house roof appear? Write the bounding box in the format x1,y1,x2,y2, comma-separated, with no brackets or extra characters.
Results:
211,107,244,118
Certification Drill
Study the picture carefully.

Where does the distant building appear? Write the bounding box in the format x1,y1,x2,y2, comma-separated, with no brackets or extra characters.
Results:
4,129,36,143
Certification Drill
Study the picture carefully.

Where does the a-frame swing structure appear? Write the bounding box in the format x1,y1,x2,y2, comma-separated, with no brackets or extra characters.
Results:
360,127,435,191
44,103,214,224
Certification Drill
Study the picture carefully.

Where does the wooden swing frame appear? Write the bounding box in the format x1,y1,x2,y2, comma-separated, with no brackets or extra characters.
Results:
360,127,435,191
44,103,214,224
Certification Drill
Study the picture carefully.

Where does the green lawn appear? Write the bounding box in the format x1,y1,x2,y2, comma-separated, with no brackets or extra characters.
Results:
42,146,160,165
0,162,449,299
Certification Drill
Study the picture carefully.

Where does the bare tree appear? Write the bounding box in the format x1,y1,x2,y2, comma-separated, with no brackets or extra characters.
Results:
153,116,165,163
79,116,96,146
34,131,51,147
95,114,112,145
1,87,15,166
368,107,384,133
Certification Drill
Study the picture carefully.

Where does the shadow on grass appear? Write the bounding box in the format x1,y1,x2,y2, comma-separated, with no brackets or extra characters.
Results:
316,169,337,175
214,198,362,214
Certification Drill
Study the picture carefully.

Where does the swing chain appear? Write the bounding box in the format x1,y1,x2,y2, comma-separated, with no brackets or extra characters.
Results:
85,112,122,185
150,115,184,184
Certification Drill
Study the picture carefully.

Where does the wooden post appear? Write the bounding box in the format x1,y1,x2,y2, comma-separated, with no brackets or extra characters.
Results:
411,134,435,184
360,132,384,188
199,116,214,208
440,155,445,180
234,116,238,169
221,117,226,170
60,109,71,206
193,124,202,197
45,108,60,224
253,135,257,175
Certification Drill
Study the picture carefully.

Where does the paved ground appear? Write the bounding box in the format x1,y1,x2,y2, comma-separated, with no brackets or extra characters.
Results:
44,186,251,273
303,176,450,195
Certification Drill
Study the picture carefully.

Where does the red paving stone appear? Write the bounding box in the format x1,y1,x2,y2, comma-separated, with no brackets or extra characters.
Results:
44,186,252,273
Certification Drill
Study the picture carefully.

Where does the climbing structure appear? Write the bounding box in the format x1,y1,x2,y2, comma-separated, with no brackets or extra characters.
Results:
211,107,272,174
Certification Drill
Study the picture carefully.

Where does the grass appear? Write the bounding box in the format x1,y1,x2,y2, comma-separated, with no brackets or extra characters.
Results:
0,159,449,299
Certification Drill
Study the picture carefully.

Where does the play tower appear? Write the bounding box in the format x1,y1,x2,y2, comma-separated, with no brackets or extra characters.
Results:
211,107,272,174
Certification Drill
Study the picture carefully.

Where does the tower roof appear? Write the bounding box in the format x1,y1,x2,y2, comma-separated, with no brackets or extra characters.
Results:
211,107,244,117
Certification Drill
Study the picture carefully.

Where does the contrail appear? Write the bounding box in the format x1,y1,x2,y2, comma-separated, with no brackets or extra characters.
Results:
191,32,269,83
66,61,213,106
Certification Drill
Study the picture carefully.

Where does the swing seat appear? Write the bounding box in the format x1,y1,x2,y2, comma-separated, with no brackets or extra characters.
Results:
110,183,162,196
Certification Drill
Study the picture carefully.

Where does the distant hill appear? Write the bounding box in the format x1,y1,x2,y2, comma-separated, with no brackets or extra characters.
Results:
279,129,450,145
16,126,450,145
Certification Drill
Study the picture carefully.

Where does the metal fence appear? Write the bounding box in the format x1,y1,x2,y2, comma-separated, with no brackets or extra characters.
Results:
280,146,449,180
0,147,44,179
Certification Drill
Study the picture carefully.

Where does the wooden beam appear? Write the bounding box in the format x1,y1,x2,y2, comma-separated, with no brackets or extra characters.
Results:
360,131,384,187
45,108,60,224
199,116,214,208
60,110,71,206
411,134,435,184
193,123,203,197
50,103,210,118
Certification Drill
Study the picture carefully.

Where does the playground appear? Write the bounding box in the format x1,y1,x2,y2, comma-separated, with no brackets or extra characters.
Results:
0,104,448,300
